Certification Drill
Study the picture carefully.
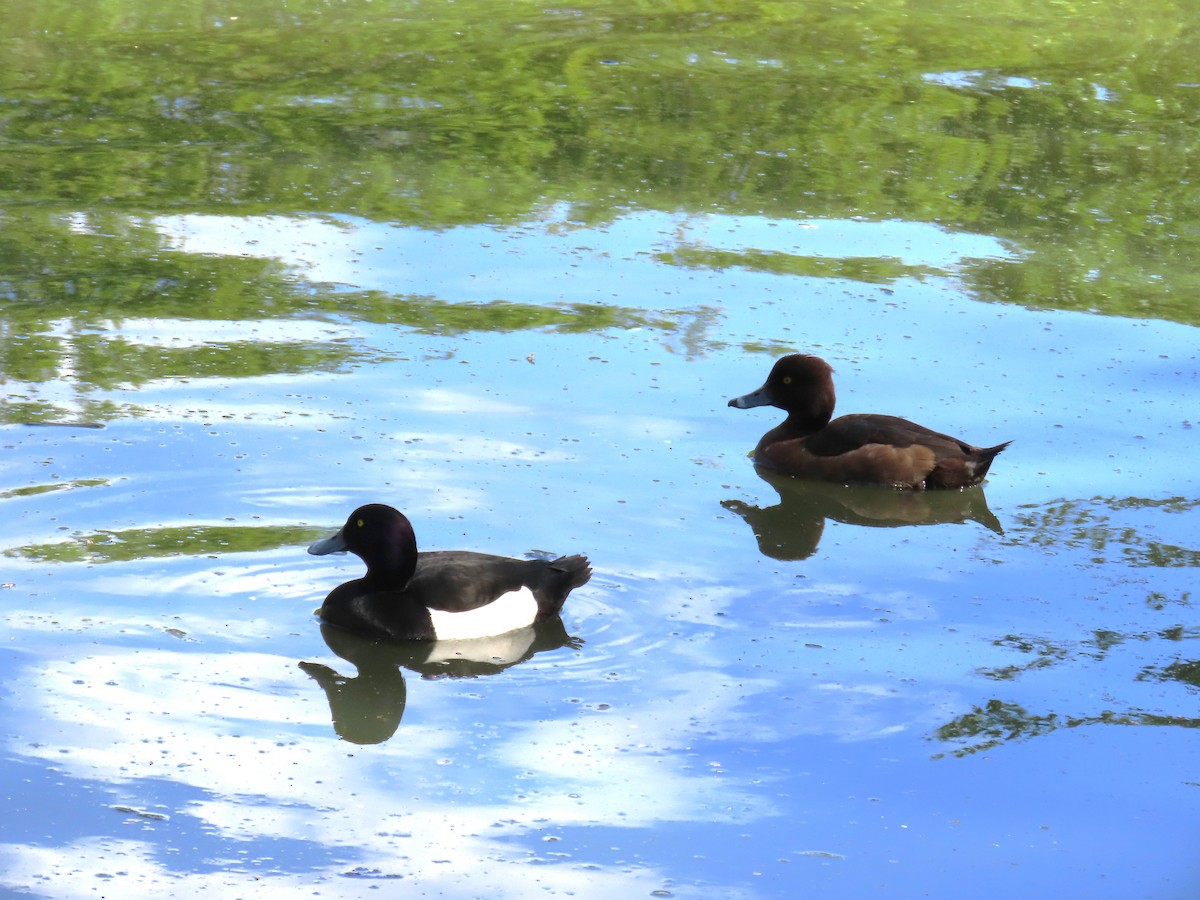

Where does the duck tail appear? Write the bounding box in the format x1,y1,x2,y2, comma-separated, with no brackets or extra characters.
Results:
551,554,593,591
535,554,592,619
972,440,1012,481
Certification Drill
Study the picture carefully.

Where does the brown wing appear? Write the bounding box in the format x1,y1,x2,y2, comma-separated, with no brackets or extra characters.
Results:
804,414,977,459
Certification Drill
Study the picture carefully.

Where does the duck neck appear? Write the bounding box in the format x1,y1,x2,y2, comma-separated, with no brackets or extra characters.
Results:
772,391,834,438
757,411,824,451
360,529,418,589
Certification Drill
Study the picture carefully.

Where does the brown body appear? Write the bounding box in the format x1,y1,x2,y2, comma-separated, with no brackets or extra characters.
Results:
729,355,1010,490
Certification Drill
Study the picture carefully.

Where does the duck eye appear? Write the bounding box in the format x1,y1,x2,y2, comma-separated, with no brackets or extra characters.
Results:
356,518,365,528
782,376,792,385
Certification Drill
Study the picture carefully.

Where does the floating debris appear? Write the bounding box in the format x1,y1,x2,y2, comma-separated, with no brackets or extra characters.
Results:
111,805,170,821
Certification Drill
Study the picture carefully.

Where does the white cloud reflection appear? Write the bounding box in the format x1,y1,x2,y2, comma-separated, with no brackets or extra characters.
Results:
0,538,972,899
0,546,967,894
410,387,529,416
0,631,766,897
150,207,1012,301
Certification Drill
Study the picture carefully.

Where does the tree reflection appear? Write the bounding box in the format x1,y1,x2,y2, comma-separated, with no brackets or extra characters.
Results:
1003,495,1200,568
4,522,328,563
1,209,728,425
933,699,1200,760
1139,658,1200,691
936,621,1200,757
898,490,1200,757
4,0,1200,432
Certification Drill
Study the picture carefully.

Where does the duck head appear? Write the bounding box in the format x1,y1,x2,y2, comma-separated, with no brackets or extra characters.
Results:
728,354,837,428
308,503,418,585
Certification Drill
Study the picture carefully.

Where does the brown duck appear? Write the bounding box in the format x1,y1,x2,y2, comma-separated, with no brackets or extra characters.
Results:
728,354,1010,490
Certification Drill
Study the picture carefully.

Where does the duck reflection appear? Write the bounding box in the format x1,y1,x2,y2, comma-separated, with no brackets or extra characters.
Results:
299,619,580,744
722,467,1003,561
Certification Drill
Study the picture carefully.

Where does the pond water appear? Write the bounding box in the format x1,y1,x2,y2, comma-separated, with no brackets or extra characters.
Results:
2,3,1198,898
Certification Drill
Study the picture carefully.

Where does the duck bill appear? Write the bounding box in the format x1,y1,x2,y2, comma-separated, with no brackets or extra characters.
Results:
308,529,349,555
728,385,774,409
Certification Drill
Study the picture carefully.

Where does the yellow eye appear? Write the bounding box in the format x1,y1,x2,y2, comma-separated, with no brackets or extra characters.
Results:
782,376,792,384
356,518,365,528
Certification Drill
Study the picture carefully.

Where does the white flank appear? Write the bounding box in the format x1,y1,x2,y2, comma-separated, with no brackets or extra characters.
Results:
428,588,539,641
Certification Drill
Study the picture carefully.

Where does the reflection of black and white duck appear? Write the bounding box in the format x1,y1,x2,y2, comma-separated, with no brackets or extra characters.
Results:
307,504,592,641
300,618,580,744
299,643,407,745
729,354,1010,490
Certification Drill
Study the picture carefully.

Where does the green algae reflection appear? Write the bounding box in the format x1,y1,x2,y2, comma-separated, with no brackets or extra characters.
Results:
4,524,326,564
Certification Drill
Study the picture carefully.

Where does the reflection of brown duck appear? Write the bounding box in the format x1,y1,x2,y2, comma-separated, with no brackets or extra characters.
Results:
299,619,580,744
722,466,1003,561
728,355,1010,490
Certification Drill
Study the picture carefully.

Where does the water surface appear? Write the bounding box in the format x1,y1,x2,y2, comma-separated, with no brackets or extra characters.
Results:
1,2,1198,898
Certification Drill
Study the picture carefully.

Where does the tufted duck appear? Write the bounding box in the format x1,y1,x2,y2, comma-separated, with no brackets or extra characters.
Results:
308,504,591,641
